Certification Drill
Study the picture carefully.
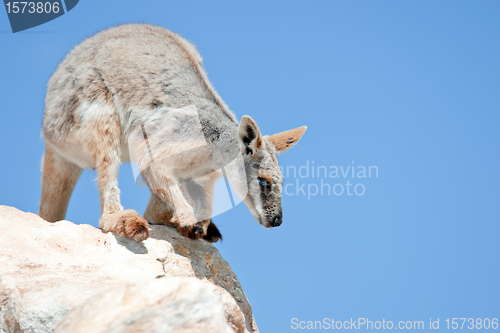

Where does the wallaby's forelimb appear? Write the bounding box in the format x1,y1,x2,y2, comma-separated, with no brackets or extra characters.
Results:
144,192,222,243
144,192,175,226
85,104,149,242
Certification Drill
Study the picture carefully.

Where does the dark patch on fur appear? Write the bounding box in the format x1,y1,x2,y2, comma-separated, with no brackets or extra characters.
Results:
261,182,270,201
201,122,221,143
177,221,206,240
203,220,222,243
242,125,256,145
77,67,113,104
67,93,80,112
58,93,78,133
258,176,272,188
260,177,278,220
152,100,163,109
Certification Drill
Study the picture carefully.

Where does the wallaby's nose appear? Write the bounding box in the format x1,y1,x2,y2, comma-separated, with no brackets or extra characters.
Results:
271,215,282,227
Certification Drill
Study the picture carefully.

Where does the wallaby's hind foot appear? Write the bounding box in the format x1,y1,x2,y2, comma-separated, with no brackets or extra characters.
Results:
100,209,150,242
203,220,222,243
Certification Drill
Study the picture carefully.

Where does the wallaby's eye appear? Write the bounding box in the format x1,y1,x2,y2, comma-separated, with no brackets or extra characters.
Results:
258,177,271,188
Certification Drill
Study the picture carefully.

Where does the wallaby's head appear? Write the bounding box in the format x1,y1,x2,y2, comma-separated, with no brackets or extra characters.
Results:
238,115,307,228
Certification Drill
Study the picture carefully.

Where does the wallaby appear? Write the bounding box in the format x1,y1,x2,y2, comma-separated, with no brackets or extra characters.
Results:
39,24,306,242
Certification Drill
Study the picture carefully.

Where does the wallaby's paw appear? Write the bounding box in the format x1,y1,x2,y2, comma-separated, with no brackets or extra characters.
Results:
101,209,150,242
203,220,222,243
171,213,206,240
176,220,207,240
121,211,150,242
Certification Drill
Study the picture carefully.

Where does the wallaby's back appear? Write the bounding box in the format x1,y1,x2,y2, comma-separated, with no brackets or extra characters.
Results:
43,23,237,149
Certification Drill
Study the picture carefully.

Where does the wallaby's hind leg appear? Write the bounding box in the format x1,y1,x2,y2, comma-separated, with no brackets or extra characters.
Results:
39,145,82,222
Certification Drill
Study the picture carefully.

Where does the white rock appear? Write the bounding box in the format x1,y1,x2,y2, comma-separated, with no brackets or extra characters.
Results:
56,278,234,333
0,206,258,333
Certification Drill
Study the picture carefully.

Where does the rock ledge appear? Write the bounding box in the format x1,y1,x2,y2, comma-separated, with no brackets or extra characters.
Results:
0,206,258,333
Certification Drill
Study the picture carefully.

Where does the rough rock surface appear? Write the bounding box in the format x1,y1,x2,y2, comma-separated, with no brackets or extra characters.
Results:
0,206,258,333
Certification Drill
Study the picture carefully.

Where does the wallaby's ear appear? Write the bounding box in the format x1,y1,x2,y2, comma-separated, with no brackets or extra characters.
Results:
238,115,263,156
268,126,307,154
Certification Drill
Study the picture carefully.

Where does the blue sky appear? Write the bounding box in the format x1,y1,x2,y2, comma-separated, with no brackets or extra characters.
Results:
1,1,499,331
